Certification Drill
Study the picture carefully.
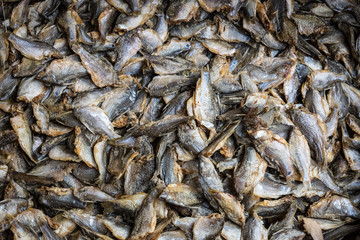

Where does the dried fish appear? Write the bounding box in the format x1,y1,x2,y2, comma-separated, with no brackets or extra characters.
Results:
289,127,312,188
248,129,294,180
0,0,360,239
234,146,267,199
10,113,36,162
159,183,204,207
243,212,268,240
193,213,224,240
210,190,246,226
71,44,119,88
73,106,119,139
37,55,88,85
114,0,161,33
291,108,327,166
8,34,62,61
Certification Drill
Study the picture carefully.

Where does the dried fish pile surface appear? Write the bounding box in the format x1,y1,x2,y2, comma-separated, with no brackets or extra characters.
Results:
1,0,360,239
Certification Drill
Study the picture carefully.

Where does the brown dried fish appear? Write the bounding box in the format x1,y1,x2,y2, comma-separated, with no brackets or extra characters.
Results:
1,0,360,239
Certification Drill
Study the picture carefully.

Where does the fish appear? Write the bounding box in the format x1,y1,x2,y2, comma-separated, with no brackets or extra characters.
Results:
101,216,131,240
129,184,165,239
291,108,327,166
73,127,98,168
48,144,80,162
289,127,312,188
98,7,118,40
114,0,161,33
0,67,20,100
196,0,229,13
17,76,48,103
63,209,109,235
28,160,76,181
221,221,242,240
159,183,204,207
8,34,62,61
210,190,246,226
170,21,207,40
130,115,190,137
11,220,38,240
58,9,93,44
308,70,347,90
193,71,220,134
248,129,294,180
159,146,183,186
253,173,292,199
101,86,136,120
167,0,199,25
0,199,31,232
37,187,86,210
304,88,330,121
197,38,237,56
243,212,268,240
270,228,306,240
71,87,111,108
192,213,224,240
341,120,360,171
154,14,168,43
147,55,194,75
71,44,119,88
114,32,142,71
106,0,131,14
198,156,224,208
308,195,360,220
93,135,108,184
73,106,119,139
157,230,187,240
138,28,163,54
234,146,267,199
242,17,285,50
37,55,88,85
10,114,36,163
147,75,196,97
200,121,239,157
215,15,252,44
124,154,155,195
73,186,114,202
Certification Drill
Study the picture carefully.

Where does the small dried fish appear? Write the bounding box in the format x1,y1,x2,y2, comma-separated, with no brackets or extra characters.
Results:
10,114,36,162
234,146,267,199
291,108,327,166
248,129,294,180
0,0,360,239
193,213,224,240
73,106,119,139
71,44,119,88
8,34,62,61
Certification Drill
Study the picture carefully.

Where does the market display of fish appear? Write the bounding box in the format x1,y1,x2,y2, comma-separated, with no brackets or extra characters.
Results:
0,0,360,239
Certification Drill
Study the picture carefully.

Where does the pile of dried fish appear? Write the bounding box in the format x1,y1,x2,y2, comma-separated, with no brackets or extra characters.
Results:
1,0,360,239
